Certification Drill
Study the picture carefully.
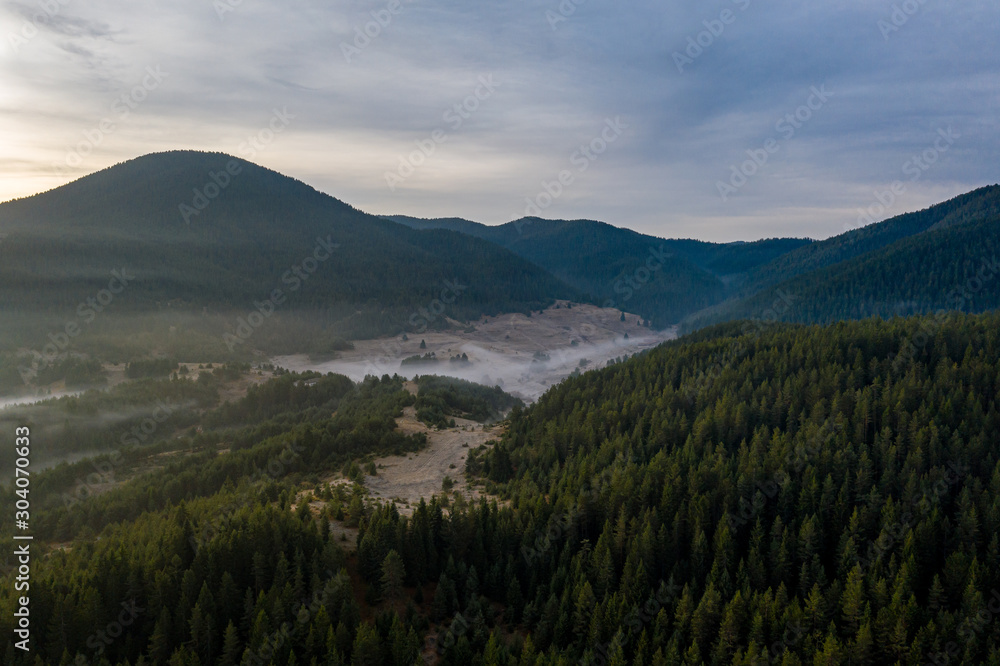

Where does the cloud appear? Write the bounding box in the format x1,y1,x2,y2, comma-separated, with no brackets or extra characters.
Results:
1,0,997,241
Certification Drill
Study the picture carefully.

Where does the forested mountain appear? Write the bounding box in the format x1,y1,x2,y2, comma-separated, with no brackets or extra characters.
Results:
468,312,1000,664
739,185,1000,296
684,185,1000,330
4,151,995,356
386,216,486,237
5,313,1000,664
0,151,581,347
387,216,810,279
0,371,429,665
393,186,1000,334
389,215,811,328
480,220,723,329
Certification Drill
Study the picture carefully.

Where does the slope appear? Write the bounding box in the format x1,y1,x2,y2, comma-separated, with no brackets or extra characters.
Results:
473,311,1000,664
738,184,1000,296
389,214,812,327
684,186,1000,329
0,151,583,348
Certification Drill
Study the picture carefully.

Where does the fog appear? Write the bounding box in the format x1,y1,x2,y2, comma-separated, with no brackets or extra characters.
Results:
0,395,195,476
275,328,676,402
0,388,88,411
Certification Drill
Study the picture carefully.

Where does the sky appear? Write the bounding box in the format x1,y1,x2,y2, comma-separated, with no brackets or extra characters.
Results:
0,0,996,242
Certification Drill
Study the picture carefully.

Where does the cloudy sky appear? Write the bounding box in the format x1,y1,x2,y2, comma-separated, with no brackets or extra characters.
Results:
0,0,996,241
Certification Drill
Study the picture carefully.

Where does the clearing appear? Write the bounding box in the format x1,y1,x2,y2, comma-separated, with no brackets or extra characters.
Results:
274,301,676,401
365,381,504,514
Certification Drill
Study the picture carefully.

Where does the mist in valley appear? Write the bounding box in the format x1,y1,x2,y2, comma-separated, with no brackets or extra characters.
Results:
275,319,677,401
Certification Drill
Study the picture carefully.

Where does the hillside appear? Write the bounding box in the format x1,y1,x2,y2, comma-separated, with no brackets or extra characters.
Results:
0,151,582,354
4,152,997,399
390,215,812,328
741,185,1000,295
471,312,1000,664
684,186,1000,330
391,187,1000,335
5,313,1000,664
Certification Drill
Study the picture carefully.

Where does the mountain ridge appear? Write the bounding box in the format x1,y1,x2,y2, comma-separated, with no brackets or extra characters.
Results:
3,150,998,348
0,150,585,347
683,184,1000,329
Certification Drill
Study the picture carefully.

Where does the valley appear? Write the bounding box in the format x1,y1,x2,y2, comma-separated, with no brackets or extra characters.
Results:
5,2,999,662
1,153,998,666
275,301,676,401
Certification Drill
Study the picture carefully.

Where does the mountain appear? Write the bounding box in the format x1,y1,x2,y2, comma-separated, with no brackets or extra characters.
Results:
0,151,583,349
395,186,1000,333
4,150,997,363
474,218,725,328
386,215,486,236
684,184,1000,329
467,311,1000,664
11,312,1000,664
389,215,812,327
739,184,1000,294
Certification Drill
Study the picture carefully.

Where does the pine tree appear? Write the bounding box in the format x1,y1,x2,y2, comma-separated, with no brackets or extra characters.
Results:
389,614,417,666
840,566,865,633
350,623,382,666
432,574,451,621
850,621,874,666
483,631,505,666
682,642,703,666
712,591,744,664
505,577,524,625
189,602,215,663
221,620,241,666
148,607,173,664
381,550,406,601
519,635,537,666
574,582,597,637
927,574,947,612
814,627,845,665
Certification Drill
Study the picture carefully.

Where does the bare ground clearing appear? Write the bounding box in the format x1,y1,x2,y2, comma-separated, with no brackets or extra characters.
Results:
363,404,503,515
274,301,676,402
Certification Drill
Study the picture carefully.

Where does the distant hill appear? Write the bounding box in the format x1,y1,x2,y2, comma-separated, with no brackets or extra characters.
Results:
389,215,812,327
393,186,1000,333
0,151,583,349
684,184,1000,329
739,185,1000,294
3,149,997,360
385,215,486,236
